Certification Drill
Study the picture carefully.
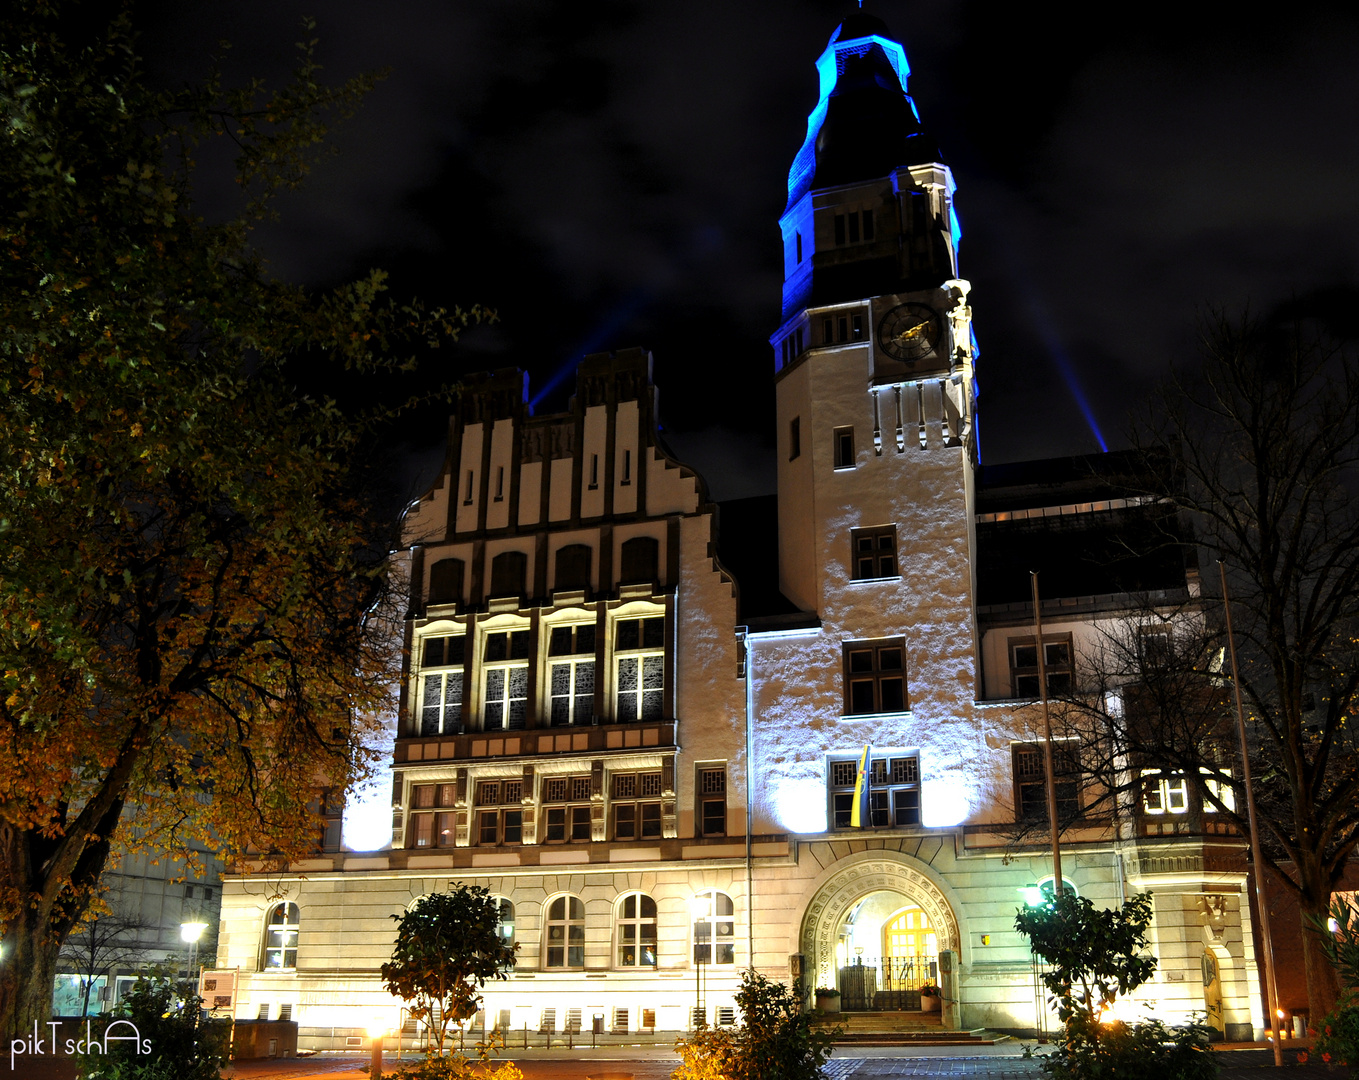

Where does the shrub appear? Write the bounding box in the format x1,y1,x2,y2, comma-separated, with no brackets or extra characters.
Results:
1036,1013,1217,1080
1312,993,1359,1076
76,972,229,1080
672,971,837,1080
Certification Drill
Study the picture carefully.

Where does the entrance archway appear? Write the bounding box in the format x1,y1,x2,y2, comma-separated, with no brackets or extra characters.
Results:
797,851,960,1008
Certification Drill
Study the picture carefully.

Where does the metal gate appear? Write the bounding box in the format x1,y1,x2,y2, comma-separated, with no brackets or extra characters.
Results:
838,956,938,1011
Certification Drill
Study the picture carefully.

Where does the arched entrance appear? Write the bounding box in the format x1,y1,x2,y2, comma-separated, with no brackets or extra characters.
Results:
798,852,960,1014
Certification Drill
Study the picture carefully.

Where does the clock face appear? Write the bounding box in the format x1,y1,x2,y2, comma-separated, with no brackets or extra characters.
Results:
878,303,943,363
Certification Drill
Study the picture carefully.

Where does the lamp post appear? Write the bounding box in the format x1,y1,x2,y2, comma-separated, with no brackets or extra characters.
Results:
179,921,208,984
368,1016,388,1080
692,896,710,1028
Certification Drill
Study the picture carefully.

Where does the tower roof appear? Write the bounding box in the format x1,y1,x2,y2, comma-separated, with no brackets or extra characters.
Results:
785,12,940,210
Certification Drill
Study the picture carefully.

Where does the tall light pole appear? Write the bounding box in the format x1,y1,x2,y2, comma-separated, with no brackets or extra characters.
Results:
1218,561,1283,1067
1030,572,1063,893
179,922,208,984
368,1016,388,1080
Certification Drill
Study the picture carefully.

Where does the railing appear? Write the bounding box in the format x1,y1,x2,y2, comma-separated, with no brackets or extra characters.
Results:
837,956,938,1011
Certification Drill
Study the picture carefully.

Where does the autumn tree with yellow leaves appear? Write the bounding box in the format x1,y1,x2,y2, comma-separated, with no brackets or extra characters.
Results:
0,3,477,1035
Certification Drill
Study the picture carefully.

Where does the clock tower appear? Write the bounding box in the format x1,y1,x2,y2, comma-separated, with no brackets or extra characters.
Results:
771,10,979,644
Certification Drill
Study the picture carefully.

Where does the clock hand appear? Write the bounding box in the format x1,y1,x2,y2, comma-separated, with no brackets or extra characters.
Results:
893,321,931,345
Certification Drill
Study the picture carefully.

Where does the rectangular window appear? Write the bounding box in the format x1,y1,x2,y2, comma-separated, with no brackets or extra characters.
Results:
830,755,919,829
1012,743,1080,824
1141,771,1189,815
837,315,849,341
795,232,802,263
613,772,664,840
851,526,897,580
410,812,434,848
847,212,860,243
699,768,726,837
548,627,596,726
464,469,474,505
483,630,531,731
861,209,874,241
420,671,464,737
789,416,801,461
823,316,834,343
622,449,632,485
796,327,804,353
834,213,846,246
616,617,665,722
494,466,505,501
833,427,854,469
852,313,864,339
1009,636,1074,698
844,639,907,715
542,776,592,842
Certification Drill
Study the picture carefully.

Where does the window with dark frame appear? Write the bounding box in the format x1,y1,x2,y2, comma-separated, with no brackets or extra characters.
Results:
851,526,897,580
692,890,735,965
833,210,874,246
1012,743,1080,824
615,616,664,722
544,896,585,968
488,551,527,598
612,771,663,840
829,755,920,828
427,558,464,605
698,767,726,837
618,536,659,586
616,892,658,967
844,639,907,715
789,416,801,461
1009,636,1073,698
553,545,592,593
548,624,596,726
483,630,530,731
262,903,300,969
542,775,593,842
833,426,854,469
419,634,466,737
407,783,457,848
474,778,524,845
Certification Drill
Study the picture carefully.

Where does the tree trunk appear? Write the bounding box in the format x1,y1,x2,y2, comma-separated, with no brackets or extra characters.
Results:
1298,890,1341,1021
0,910,62,1038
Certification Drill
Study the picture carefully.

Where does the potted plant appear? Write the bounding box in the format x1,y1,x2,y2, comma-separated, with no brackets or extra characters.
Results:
920,983,941,1012
813,987,841,1014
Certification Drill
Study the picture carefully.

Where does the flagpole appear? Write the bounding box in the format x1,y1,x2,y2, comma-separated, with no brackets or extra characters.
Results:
1218,560,1283,1067
1031,571,1063,894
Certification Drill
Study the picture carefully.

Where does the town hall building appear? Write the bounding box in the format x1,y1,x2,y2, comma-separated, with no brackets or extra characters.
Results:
214,10,1265,1049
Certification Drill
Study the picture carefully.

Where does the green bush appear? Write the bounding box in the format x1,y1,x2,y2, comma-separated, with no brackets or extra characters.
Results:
1036,1013,1217,1080
1311,992,1359,1075
76,972,229,1080
672,971,837,1080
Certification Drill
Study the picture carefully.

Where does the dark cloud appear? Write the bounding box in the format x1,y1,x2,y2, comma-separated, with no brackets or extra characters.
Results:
134,0,1359,479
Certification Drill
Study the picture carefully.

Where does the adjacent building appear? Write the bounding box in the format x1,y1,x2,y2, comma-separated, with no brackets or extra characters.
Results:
215,10,1264,1048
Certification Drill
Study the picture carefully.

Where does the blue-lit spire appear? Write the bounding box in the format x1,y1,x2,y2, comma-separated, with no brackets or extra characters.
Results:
785,13,935,211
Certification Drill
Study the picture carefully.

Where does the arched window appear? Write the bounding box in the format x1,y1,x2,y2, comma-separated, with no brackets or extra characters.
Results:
554,545,592,593
616,893,657,968
544,895,585,969
692,890,735,965
495,898,515,948
262,903,300,970
428,558,465,605
489,551,527,599
618,537,659,586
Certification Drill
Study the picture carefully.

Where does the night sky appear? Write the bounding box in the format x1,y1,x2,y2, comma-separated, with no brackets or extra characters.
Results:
137,1,1359,501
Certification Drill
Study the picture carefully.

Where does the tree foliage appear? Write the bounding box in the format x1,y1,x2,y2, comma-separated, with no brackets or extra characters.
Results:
76,970,230,1080
380,886,517,1057
0,1,478,1037
1033,311,1359,1018
1313,896,1359,1074
671,971,836,1080
1016,893,1217,1080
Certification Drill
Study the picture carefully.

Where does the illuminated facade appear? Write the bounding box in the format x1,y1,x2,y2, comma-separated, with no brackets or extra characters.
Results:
215,12,1263,1047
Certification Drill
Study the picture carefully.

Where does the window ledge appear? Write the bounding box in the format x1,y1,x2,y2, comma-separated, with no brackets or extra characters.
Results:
848,575,903,585
840,710,913,721
832,465,857,473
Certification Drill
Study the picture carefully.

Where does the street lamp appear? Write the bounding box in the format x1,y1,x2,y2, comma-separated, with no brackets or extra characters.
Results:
692,896,711,1028
368,1016,389,1079
180,922,208,981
